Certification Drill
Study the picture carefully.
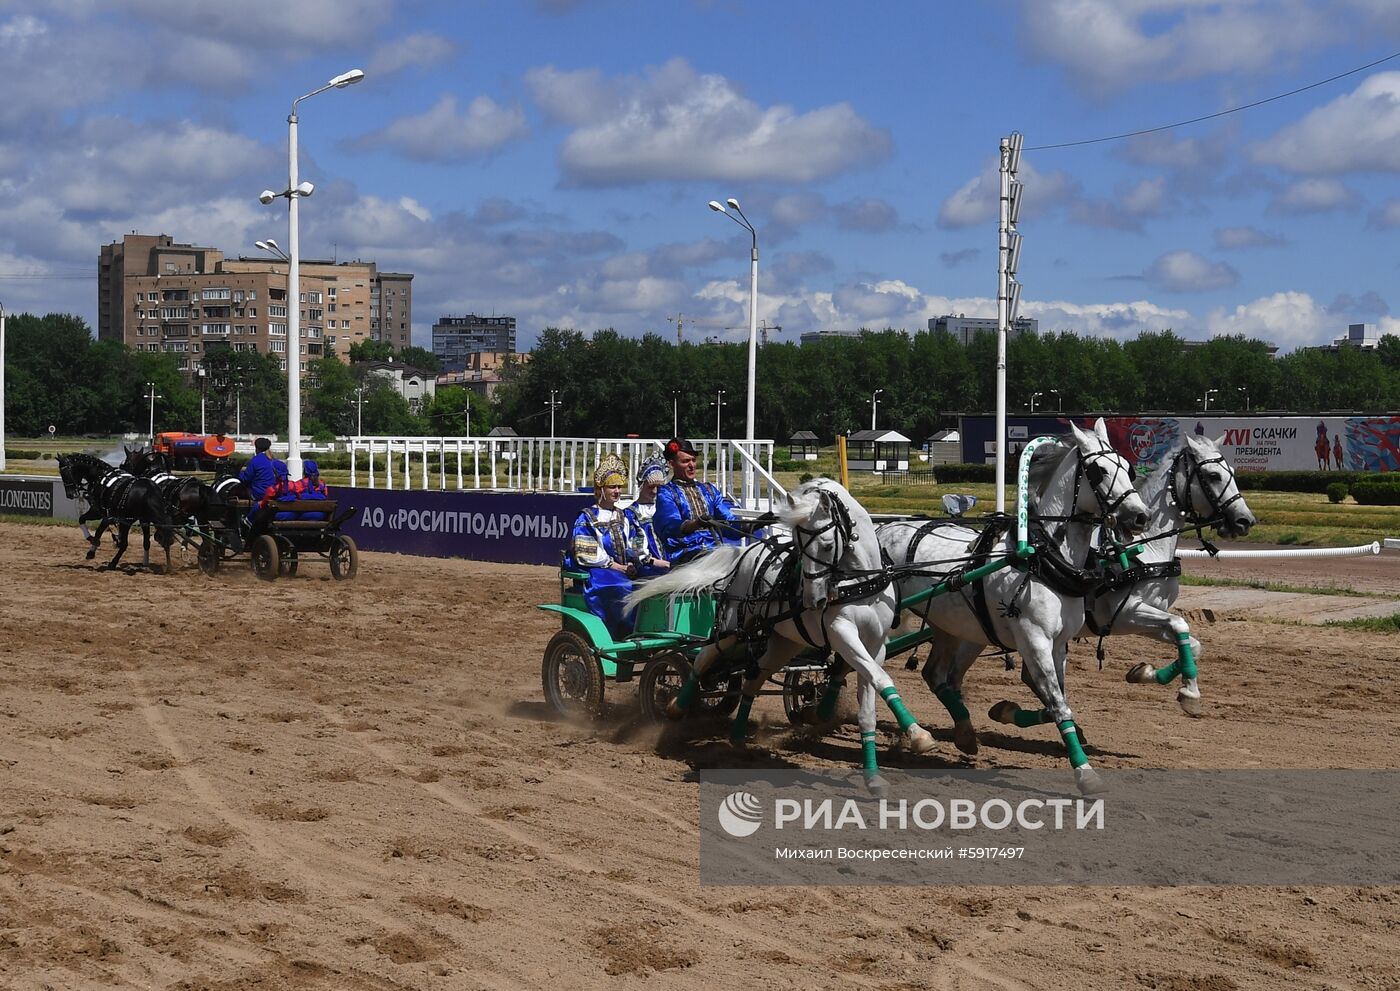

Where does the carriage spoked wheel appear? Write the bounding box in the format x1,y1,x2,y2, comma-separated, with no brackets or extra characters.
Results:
639,653,743,723
782,666,832,725
328,535,358,580
541,630,605,718
279,546,299,578
250,534,280,581
197,537,222,576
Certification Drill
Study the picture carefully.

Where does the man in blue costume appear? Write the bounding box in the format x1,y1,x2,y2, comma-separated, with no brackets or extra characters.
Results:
238,438,278,502
654,437,748,565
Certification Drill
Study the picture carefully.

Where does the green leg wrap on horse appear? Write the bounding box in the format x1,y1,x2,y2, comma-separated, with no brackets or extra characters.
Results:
674,674,701,711
1153,658,1183,685
729,695,755,743
1014,707,1051,728
933,685,971,723
1057,719,1089,768
861,730,879,775
1177,631,1198,680
880,685,918,732
817,679,844,722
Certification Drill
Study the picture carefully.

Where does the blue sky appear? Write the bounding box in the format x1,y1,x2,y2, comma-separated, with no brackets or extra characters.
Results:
5,0,1400,353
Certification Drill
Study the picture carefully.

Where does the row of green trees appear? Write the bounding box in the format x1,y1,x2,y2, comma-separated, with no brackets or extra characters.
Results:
1,313,491,439
6,313,1400,442
493,327,1400,440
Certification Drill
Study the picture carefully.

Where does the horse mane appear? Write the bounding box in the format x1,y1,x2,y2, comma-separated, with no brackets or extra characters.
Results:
1138,444,1180,504
62,452,115,473
779,478,831,528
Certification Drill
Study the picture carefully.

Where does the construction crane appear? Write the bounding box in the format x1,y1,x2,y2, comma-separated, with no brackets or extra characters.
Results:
722,320,783,346
668,313,732,345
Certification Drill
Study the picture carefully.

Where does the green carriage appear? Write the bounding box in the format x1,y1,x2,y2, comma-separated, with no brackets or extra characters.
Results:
537,562,833,722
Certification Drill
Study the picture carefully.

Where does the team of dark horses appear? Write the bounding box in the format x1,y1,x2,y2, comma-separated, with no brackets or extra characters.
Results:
57,447,247,572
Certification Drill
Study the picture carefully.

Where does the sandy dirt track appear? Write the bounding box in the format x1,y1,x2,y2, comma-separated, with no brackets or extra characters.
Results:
1,521,1398,991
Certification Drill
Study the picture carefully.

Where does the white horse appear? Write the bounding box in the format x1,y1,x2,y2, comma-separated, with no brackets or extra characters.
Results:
1082,433,1256,715
626,477,932,795
878,419,1149,794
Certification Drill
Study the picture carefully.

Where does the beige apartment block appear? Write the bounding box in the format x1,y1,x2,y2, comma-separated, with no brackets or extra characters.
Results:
99,233,414,372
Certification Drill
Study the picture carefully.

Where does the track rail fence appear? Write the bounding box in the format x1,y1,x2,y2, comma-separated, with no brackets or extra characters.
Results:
345,436,783,510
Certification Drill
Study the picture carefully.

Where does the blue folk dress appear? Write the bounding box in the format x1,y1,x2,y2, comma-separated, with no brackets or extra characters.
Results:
624,500,668,577
571,505,636,638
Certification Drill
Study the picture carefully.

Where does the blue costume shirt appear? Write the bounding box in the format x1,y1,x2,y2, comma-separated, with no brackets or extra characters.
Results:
571,506,637,637
654,478,740,564
238,452,279,503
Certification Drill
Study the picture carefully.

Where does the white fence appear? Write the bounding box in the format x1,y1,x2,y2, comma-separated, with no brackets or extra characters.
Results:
345,436,785,509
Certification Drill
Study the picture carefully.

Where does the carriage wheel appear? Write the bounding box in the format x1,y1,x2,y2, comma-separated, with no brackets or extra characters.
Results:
197,537,221,576
251,535,279,581
639,653,743,723
279,546,299,578
541,630,605,718
328,535,358,580
782,665,831,725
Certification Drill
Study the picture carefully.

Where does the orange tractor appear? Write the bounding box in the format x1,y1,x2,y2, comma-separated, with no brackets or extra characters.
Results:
152,432,238,471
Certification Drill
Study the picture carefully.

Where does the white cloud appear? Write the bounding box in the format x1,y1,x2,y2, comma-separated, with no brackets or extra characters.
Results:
368,33,456,77
1142,250,1239,292
353,93,528,162
525,58,891,186
1205,291,1331,349
1268,177,1359,214
1214,226,1287,249
1024,298,1194,339
938,158,1078,229
1253,71,1400,174
1020,0,1335,95
121,0,391,48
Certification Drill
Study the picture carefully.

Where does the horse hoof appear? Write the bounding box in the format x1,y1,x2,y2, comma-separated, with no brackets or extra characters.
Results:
1176,691,1204,718
1073,765,1108,795
665,699,688,721
84,550,96,560
864,773,890,798
988,700,1019,725
1125,662,1156,685
952,720,979,756
905,726,936,755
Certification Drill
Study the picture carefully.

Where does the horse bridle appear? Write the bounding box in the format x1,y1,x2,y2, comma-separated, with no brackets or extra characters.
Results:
1168,448,1243,528
1043,444,1135,545
792,487,857,587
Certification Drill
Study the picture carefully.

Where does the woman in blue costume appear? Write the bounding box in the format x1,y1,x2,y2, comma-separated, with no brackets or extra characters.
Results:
624,454,673,577
571,453,643,638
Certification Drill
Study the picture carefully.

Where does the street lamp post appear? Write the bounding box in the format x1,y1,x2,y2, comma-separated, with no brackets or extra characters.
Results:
354,385,365,436
144,382,162,442
870,389,883,430
712,389,726,443
1203,388,1219,412
1237,386,1250,412
197,366,207,434
547,390,563,439
671,390,681,437
1031,388,1060,413
709,197,759,506
260,67,365,482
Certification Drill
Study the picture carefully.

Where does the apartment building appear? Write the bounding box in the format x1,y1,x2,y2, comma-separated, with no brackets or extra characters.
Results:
98,233,414,372
926,313,1039,344
432,314,517,371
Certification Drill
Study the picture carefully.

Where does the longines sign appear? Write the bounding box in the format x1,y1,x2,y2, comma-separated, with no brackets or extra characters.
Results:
0,478,54,516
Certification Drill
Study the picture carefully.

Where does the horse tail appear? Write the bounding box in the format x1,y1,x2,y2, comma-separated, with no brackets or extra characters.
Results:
623,545,747,610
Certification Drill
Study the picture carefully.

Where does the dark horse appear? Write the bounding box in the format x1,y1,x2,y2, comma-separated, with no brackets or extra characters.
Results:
57,453,174,572
121,445,247,554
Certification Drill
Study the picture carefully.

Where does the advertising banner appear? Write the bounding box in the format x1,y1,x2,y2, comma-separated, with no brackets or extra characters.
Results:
335,486,591,565
960,414,1400,473
0,477,55,516
0,476,80,520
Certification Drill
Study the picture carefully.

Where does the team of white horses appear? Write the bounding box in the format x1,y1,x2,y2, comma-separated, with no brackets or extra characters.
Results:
629,419,1256,795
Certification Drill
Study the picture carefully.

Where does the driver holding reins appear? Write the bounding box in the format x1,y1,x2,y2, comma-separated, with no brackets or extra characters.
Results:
654,437,751,565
